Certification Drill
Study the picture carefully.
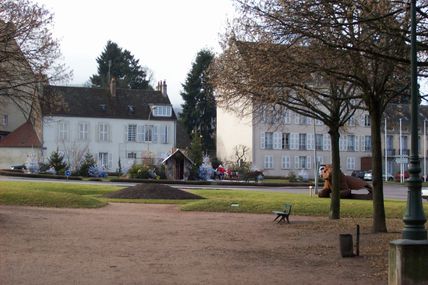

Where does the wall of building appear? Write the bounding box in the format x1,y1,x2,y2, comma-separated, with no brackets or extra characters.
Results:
216,106,253,164
0,147,41,169
42,116,176,172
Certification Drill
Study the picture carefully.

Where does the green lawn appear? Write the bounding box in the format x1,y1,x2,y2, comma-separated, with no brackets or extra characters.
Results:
0,181,426,219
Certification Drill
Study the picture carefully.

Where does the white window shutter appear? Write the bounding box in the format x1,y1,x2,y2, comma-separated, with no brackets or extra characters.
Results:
108,153,112,169
360,136,365,152
137,125,144,142
124,125,128,142
294,156,300,169
355,135,359,151
273,132,280,149
290,133,298,150
323,134,329,151
307,156,312,169
307,133,314,150
153,126,158,143
339,137,346,151
260,132,266,149
95,123,100,142
294,113,300,124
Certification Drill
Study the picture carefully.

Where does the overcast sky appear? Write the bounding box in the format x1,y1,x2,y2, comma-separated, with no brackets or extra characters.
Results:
35,0,236,107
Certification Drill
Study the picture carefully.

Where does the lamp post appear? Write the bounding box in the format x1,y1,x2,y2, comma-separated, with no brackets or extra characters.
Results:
385,117,388,182
402,0,427,240
313,119,318,194
400,118,404,184
146,105,156,163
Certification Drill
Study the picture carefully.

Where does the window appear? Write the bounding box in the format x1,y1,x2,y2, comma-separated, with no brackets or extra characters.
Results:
322,134,331,151
295,156,310,169
387,135,394,150
98,152,109,168
127,152,137,159
284,110,291,124
127,124,137,142
348,116,356,127
160,125,169,144
98,123,110,142
299,115,307,125
315,134,323,150
78,122,89,141
346,157,356,170
282,133,290,150
290,133,299,150
281,155,290,169
152,105,172,117
364,114,371,127
364,136,371,152
264,132,273,149
58,121,69,141
143,125,158,143
264,155,273,169
299,133,306,150
347,135,355,151
2,114,8,127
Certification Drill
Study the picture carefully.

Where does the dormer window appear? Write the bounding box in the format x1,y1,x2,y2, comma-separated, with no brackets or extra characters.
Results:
128,105,135,114
99,104,106,112
152,105,172,117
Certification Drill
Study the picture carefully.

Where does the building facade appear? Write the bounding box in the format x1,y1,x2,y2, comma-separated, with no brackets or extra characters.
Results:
41,81,176,172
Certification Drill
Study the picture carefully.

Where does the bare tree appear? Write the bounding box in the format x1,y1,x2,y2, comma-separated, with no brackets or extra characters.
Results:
211,38,360,219
212,0,428,232
0,0,69,120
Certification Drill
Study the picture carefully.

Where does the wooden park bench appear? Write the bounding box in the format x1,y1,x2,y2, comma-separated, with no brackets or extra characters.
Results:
272,204,292,224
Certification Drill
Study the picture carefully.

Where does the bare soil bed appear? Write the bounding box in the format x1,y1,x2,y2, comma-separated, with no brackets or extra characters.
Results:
0,203,400,285
103,183,204,200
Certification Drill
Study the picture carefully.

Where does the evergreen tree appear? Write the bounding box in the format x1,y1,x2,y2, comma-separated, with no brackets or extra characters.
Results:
78,152,97,177
180,49,216,155
90,41,152,90
48,150,68,174
188,132,203,168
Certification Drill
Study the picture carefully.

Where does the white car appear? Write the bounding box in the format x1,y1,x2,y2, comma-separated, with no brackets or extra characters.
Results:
422,188,428,201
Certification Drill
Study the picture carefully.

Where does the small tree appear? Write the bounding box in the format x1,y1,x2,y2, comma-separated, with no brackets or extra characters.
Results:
188,132,203,168
78,152,96,177
48,150,67,174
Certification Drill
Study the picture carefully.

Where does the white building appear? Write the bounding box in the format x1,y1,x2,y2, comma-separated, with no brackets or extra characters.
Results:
217,104,373,178
41,81,176,172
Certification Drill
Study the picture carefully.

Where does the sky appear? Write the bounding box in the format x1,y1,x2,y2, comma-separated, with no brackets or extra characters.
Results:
35,0,236,107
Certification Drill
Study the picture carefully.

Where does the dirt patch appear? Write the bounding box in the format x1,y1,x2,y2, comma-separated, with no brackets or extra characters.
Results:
103,183,204,200
0,203,400,285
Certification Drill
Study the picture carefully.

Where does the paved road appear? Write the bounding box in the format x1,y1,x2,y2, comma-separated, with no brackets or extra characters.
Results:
1,174,423,201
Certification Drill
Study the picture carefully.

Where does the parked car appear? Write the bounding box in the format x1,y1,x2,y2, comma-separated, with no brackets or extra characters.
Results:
9,164,26,171
351,170,366,180
363,171,372,181
383,173,394,181
422,188,428,201
394,171,410,182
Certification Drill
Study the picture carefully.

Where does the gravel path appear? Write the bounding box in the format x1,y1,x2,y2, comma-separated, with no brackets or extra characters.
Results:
0,203,398,284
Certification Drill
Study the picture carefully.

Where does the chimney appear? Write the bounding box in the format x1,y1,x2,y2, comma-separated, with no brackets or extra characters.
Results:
110,77,117,97
161,80,167,97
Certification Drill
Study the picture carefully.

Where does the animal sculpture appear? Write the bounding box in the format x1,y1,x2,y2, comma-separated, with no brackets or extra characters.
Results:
318,164,372,198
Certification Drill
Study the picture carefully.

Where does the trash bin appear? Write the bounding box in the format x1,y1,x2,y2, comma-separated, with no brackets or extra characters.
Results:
339,234,355,257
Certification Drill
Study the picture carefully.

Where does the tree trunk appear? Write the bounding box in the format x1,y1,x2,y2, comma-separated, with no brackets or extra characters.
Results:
371,108,388,232
329,129,341,219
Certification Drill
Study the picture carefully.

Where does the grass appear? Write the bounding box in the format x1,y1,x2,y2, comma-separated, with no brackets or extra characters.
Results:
0,181,426,219
182,189,428,219
0,181,122,208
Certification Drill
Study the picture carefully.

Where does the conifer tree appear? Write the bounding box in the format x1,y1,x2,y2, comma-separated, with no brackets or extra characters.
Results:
90,41,152,90
180,49,216,155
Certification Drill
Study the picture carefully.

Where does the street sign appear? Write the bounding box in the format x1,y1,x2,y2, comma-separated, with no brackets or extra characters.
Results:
395,158,409,164
65,170,71,177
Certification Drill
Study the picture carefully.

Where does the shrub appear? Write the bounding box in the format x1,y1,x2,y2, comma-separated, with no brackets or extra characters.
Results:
48,150,68,174
78,153,97,177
